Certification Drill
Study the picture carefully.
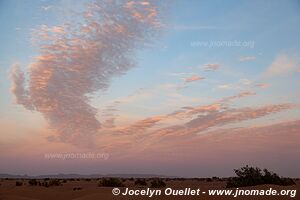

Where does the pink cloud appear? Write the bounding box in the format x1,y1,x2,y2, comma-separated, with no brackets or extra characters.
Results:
10,0,163,147
265,54,299,77
184,75,204,83
51,26,64,34
217,84,238,90
111,92,249,137
99,103,296,158
142,120,300,175
255,83,271,89
203,63,220,71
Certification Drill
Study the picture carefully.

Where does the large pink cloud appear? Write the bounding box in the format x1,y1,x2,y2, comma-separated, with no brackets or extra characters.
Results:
10,0,162,147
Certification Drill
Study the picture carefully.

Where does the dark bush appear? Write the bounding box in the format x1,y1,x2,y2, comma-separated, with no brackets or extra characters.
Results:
73,187,82,191
98,178,123,187
150,179,166,188
120,178,126,182
43,182,49,187
135,178,147,186
28,179,38,186
212,176,221,181
226,165,296,188
40,179,62,187
48,179,62,186
16,181,23,186
206,178,213,182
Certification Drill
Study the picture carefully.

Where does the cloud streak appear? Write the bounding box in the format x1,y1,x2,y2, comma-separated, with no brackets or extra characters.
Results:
99,99,295,155
112,91,257,137
255,83,271,89
10,0,162,147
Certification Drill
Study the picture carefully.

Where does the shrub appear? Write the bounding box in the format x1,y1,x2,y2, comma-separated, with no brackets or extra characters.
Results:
16,181,23,186
212,176,221,181
120,178,126,182
73,187,82,191
98,178,123,187
40,179,62,187
206,178,213,182
226,165,296,188
43,182,49,187
48,179,62,186
150,179,166,188
28,179,38,186
135,179,147,186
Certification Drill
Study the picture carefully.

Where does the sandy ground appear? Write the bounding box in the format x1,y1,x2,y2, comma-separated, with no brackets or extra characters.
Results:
0,179,298,200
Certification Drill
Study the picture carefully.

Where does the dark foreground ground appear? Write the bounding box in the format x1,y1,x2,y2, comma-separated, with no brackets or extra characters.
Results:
0,178,299,200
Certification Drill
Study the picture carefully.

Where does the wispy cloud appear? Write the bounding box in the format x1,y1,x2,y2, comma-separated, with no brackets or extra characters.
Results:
203,63,220,71
265,54,299,77
239,78,252,85
184,75,205,83
183,104,294,134
41,5,53,11
169,72,194,77
111,91,257,136
217,84,239,90
103,99,295,155
255,83,271,89
239,56,256,62
142,120,300,166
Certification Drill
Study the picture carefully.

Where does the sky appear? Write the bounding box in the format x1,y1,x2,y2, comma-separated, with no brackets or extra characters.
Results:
0,0,300,177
